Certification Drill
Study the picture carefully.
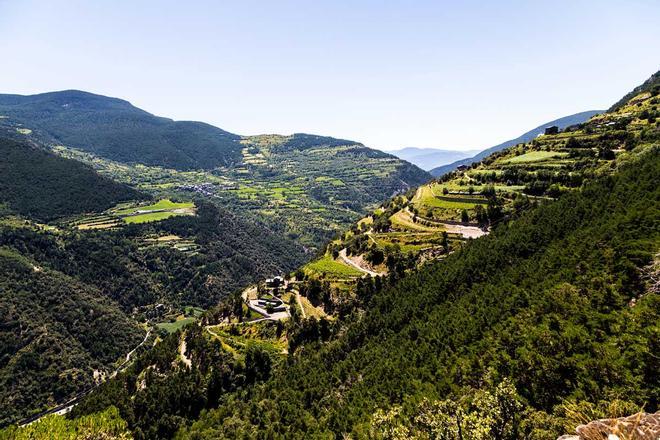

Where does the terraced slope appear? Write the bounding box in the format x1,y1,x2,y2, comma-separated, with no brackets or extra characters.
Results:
301,73,659,291
47,133,430,247
430,110,602,176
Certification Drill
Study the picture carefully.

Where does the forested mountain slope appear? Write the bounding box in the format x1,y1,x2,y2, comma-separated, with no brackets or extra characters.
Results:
430,110,601,177
0,90,243,170
0,139,307,426
182,146,659,439
0,199,307,426
0,245,145,426
0,128,144,220
40,74,659,440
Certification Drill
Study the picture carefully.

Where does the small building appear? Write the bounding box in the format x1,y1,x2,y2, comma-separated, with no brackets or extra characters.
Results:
544,125,559,135
265,276,284,288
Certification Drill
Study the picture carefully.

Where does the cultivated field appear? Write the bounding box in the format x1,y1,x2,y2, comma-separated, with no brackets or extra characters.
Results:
71,199,195,230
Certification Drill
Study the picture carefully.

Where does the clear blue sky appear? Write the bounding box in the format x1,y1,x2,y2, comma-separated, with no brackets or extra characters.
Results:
1,0,658,150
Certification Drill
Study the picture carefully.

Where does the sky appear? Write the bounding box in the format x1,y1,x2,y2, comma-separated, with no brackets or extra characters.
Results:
0,0,658,151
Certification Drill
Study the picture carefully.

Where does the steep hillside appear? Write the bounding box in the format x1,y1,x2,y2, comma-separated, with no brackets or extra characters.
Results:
47,74,659,440
63,145,659,440
430,110,601,177
0,131,145,221
185,146,659,439
0,90,243,170
0,245,145,426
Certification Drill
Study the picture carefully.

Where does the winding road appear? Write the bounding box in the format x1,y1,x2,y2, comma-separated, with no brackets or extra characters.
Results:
179,336,192,369
19,328,152,427
338,249,382,277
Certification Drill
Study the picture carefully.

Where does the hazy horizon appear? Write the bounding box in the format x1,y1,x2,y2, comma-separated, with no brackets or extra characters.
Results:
1,0,658,151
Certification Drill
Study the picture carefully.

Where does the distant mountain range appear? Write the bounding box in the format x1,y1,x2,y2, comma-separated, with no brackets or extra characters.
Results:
429,110,603,176
0,89,431,248
386,147,480,171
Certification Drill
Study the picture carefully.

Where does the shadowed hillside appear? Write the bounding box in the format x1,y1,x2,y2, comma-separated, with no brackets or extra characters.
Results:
0,129,145,221
0,90,243,170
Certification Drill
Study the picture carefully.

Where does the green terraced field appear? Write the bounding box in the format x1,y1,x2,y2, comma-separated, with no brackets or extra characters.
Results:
114,199,193,215
501,151,569,164
122,211,179,224
390,210,444,232
304,255,363,278
413,185,487,210
156,317,196,333
372,231,451,252
72,199,196,229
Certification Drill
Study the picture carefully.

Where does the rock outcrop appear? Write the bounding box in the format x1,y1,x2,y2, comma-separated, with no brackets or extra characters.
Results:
558,411,660,440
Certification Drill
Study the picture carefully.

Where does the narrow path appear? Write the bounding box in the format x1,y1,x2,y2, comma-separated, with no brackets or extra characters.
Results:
338,249,381,277
179,335,192,369
20,328,152,427
296,293,307,318
403,207,487,239
120,329,151,368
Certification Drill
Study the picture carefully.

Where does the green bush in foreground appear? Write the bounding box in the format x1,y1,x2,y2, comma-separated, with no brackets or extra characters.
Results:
0,406,131,440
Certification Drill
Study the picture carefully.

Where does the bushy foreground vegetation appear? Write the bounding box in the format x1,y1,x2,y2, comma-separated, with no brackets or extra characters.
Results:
0,406,131,439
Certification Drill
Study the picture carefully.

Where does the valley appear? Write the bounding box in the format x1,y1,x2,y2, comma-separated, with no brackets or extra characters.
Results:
0,71,658,440
0,92,430,249
0,92,428,427
1,1,658,438
50,134,428,248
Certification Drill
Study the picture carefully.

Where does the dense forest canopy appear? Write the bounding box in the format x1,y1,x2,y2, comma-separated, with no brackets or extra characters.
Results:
0,135,144,221
0,90,243,170
0,246,145,426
